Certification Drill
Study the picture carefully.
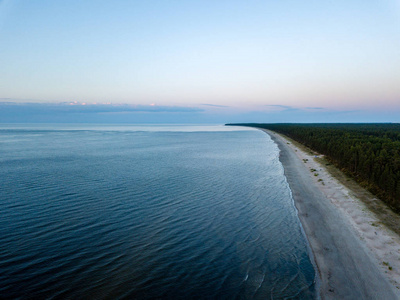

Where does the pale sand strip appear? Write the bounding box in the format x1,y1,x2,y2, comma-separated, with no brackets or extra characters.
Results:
263,129,400,299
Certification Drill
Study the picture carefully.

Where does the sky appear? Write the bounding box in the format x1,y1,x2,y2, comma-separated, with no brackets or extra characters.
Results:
1,0,400,123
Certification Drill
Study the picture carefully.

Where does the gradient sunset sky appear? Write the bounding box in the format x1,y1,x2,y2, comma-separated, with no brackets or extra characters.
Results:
1,0,399,123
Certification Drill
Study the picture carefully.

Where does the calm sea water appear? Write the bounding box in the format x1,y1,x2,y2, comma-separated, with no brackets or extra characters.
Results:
0,124,316,299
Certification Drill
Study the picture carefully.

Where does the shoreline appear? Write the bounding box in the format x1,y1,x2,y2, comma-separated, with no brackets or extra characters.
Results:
263,129,400,299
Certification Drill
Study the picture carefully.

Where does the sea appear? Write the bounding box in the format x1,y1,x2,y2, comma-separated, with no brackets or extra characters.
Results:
0,124,316,299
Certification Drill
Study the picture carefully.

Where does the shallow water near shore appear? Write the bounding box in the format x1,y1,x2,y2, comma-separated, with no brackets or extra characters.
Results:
0,124,316,299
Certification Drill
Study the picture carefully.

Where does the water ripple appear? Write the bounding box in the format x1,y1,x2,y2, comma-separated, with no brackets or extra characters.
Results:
0,128,316,299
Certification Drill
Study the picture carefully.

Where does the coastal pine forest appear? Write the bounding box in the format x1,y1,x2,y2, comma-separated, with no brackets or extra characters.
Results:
228,123,400,212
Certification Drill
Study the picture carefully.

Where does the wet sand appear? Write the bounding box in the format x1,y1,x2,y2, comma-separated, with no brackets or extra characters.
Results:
264,129,400,299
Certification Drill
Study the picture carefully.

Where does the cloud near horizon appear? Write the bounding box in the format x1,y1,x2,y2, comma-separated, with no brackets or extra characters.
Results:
264,104,300,113
200,104,230,108
0,102,205,123
1,101,399,124
0,101,203,113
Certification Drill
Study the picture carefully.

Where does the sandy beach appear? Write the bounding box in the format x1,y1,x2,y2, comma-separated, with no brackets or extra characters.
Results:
264,129,400,299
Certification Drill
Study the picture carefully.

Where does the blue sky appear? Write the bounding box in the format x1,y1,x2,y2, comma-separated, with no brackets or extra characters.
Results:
1,0,400,123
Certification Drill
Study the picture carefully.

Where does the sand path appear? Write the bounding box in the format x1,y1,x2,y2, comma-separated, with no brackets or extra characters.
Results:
264,129,400,299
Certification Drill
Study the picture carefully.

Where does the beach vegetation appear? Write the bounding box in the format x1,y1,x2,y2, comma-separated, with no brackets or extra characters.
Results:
383,261,393,270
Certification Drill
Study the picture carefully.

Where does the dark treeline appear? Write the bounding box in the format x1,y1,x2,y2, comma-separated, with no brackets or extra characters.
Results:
227,123,400,211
